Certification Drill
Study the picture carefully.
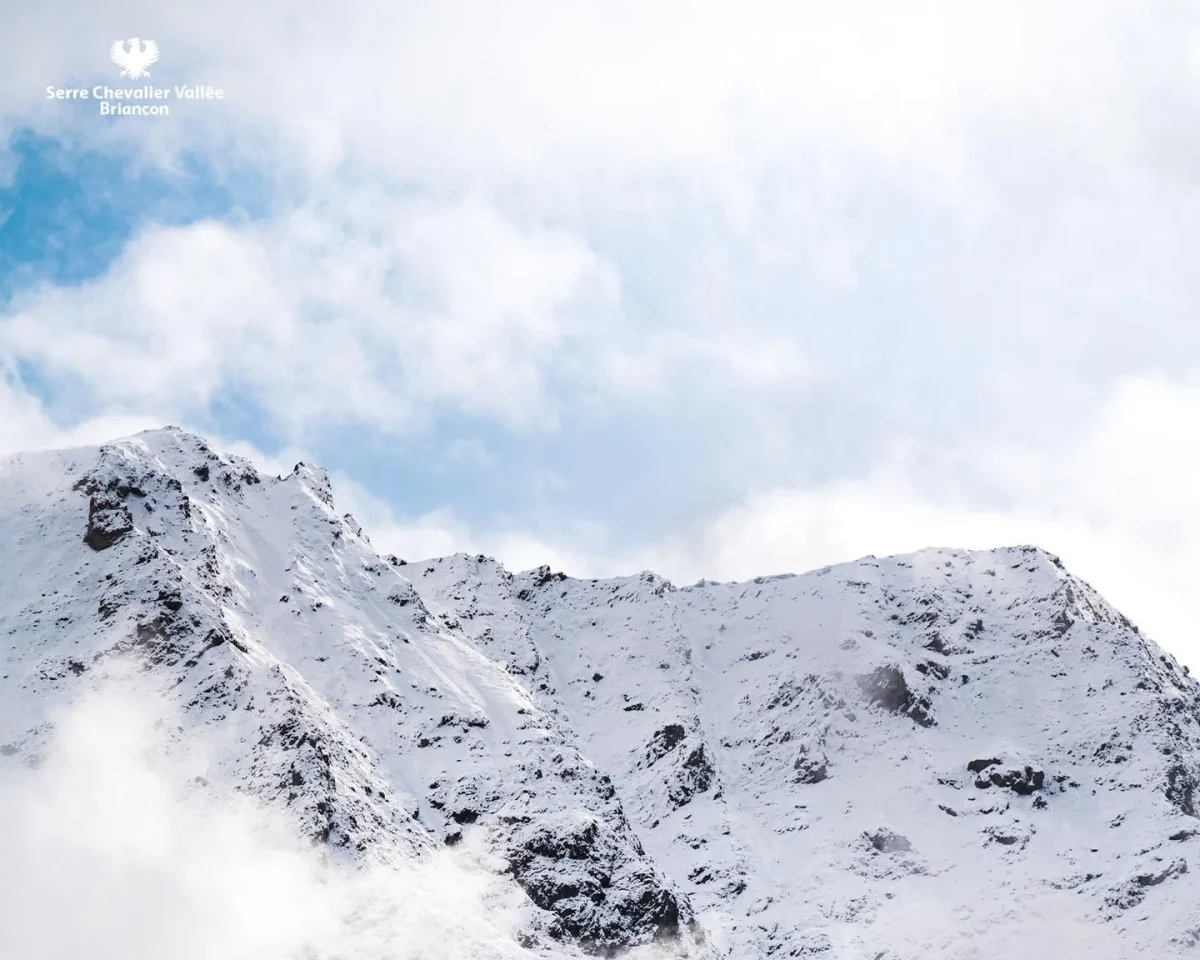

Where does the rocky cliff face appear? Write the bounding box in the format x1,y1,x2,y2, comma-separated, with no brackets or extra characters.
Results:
413,548,1200,957
2,427,1198,958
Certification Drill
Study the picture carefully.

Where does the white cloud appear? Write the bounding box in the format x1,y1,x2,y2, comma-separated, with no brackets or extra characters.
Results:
6,0,1199,448
0,369,161,458
596,329,817,401
0,197,621,436
0,182,832,440
3,0,1167,192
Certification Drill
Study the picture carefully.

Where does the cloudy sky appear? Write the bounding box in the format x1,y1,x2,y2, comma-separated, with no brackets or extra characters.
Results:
2,1,1199,665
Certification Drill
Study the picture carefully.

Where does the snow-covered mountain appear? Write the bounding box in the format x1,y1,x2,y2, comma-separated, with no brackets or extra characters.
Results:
1,427,1198,958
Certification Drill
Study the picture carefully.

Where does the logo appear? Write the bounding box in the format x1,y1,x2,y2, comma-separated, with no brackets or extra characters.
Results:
110,38,160,79
45,41,224,118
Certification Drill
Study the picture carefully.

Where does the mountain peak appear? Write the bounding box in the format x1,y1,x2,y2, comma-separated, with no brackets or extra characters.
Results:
290,460,335,508
2,428,1198,957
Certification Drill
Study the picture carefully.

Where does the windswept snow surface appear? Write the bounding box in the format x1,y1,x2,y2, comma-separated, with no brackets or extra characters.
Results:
1,427,1199,958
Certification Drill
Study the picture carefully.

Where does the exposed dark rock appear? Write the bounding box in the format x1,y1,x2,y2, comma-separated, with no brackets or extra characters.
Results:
915,660,950,680
1141,865,1184,888
1107,860,1189,909
127,613,193,666
793,753,829,784
387,583,423,609
1166,764,1198,818
646,724,687,765
968,758,1004,774
858,665,910,712
767,678,807,710
857,665,935,727
531,566,568,588
865,828,912,854
974,765,1044,795
924,634,950,655
507,821,690,954
1052,611,1074,637
668,745,716,809
83,494,133,551
156,589,183,612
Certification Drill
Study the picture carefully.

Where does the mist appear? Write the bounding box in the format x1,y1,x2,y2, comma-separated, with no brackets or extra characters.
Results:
0,688,545,960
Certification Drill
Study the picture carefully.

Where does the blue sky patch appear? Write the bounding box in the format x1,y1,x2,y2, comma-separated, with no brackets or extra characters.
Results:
0,129,270,298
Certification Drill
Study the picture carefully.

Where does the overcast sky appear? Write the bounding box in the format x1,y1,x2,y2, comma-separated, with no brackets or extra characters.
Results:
2,1,1199,666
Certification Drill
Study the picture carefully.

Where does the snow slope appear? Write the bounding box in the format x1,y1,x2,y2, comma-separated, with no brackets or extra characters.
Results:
413,552,1200,956
2,427,1199,958
0,428,702,957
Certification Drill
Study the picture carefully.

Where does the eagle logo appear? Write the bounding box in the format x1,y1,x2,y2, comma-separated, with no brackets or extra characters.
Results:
110,38,160,79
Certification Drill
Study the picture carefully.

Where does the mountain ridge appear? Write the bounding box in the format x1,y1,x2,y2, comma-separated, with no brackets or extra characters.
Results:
1,426,1198,958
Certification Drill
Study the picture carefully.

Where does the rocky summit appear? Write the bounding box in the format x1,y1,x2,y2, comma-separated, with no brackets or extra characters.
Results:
2,427,1198,958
